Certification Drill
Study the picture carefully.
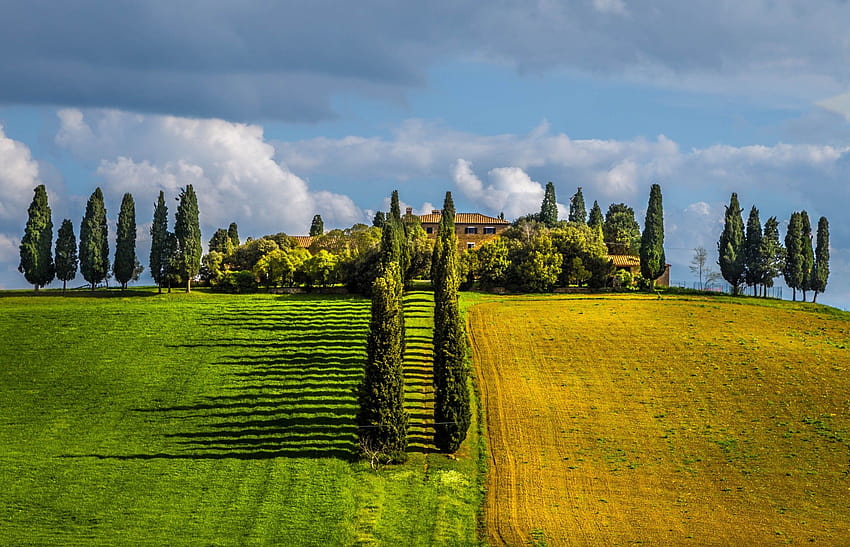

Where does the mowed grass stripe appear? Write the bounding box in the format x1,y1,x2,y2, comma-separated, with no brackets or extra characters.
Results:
471,294,850,545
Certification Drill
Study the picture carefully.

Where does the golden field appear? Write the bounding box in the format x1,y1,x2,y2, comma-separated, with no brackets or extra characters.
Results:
469,294,850,545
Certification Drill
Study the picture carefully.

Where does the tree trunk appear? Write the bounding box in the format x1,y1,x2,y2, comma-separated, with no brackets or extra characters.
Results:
91,281,96,292
33,284,39,293
186,278,191,293
158,283,162,294
792,288,796,301
62,280,66,295
813,291,818,303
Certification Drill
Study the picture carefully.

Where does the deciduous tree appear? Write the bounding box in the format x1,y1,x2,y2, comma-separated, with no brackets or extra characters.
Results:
114,192,137,290
18,184,54,291
79,187,109,291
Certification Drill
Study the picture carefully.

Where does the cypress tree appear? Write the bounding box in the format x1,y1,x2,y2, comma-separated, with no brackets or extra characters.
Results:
54,219,77,294
79,187,109,291
568,187,587,224
389,190,411,280
811,217,829,303
18,184,55,291
639,184,665,287
587,200,604,230
356,261,408,464
717,193,745,295
114,193,137,290
539,182,558,227
150,191,169,293
799,211,815,302
208,228,233,255
433,191,471,452
163,231,181,293
227,222,240,247
372,211,386,228
175,185,202,292
743,206,763,296
310,214,324,237
759,217,784,297
783,212,803,301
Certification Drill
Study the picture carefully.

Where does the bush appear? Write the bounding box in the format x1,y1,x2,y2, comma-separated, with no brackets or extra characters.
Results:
214,270,258,293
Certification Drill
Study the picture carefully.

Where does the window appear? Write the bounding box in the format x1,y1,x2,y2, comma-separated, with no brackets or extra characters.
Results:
467,242,475,249
425,227,433,234
483,226,496,234
464,226,478,234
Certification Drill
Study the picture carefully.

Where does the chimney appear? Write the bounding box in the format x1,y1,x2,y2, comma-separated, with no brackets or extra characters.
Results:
406,207,413,215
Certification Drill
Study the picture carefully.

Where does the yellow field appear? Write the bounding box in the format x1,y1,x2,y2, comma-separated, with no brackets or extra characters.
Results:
469,294,850,545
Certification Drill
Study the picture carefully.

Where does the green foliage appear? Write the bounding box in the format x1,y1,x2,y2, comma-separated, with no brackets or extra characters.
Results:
568,187,587,224
811,217,829,301
200,250,226,285
783,211,804,301
372,210,386,228
799,211,815,300
54,219,77,292
403,215,432,283
309,214,324,237
149,191,169,292
539,181,559,227
208,228,234,255
301,250,340,288
639,184,666,286
254,247,309,288
551,223,608,288
228,238,279,271
174,185,202,292
476,238,511,288
743,206,763,292
162,231,182,291
79,187,109,290
718,193,745,294
759,217,784,291
603,203,640,255
18,184,55,290
114,193,137,290
227,222,240,247
357,262,408,463
588,200,604,230
215,270,258,293
507,234,561,292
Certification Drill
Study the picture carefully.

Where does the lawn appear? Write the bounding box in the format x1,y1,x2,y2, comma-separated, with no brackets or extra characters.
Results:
0,289,482,545
468,293,850,545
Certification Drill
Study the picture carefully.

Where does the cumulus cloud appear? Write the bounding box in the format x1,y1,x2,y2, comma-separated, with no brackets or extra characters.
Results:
2,2,849,119
452,159,551,218
0,125,41,223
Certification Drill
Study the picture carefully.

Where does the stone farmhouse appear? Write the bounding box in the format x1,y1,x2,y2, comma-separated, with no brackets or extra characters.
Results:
415,208,511,253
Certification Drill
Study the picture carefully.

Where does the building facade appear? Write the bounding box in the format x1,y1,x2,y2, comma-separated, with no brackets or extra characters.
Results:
416,209,511,253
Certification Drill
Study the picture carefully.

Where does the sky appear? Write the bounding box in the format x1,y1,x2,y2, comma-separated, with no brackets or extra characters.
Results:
2,0,850,308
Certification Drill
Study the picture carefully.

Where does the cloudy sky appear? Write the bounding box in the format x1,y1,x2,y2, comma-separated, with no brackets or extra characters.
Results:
2,1,850,308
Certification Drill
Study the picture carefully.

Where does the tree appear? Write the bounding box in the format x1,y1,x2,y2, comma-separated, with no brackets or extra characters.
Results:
18,184,55,291
539,182,558,227
689,246,721,289
432,191,471,452
300,250,340,288
811,216,829,303
758,216,784,296
588,200,604,230
372,211,386,228
162,231,181,293
717,193,745,295
54,219,77,294
79,187,110,291
743,206,763,296
174,185,202,292
476,238,511,288
356,262,408,464
114,193,137,290
149,191,169,293
568,187,587,224
310,214,324,237
783,212,804,301
603,203,641,255
227,222,240,248
550,224,607,288
799,211,815,302
639,184,666,287
208,228,233,255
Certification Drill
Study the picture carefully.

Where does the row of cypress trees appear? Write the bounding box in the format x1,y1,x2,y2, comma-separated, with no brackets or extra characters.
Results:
18,184,201,293
718,193,829,301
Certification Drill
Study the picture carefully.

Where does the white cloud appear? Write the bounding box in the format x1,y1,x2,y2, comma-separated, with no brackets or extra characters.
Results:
816,92,850,121
0,125,41,223
591,0,627,16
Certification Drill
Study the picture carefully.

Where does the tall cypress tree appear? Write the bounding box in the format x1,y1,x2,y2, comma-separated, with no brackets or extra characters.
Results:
175,185,202,292
310,214,324,236
356,261,408,464
783,212,803,301
587,200,604,230
639,184,665,287
539,182,558,227
811,216,829,303
389,190,411,281
54,219,77,294
227,222,240,248
79,187,109,291
208,228,233,255
433,191,471,452
799,211,815,302
759,217,784,297
150,191,169,293
114,193,137,290
568,187,587,224
743,206,763,296
18,184,55,291
717,193,745,295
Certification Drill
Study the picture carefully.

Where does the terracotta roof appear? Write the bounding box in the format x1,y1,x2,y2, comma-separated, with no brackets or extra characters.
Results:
418,212,510,225
291,236,314,248
607,254,640,267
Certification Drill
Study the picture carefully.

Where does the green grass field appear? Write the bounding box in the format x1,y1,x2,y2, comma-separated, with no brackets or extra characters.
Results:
0,289,482,545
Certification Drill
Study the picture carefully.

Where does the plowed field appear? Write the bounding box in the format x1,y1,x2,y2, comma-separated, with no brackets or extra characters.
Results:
470,295,850,545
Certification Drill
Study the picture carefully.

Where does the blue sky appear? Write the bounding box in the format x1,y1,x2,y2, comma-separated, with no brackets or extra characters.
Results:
2,1,849,308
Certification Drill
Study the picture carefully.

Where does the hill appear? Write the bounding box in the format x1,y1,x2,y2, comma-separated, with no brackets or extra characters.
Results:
468,293,850,545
